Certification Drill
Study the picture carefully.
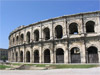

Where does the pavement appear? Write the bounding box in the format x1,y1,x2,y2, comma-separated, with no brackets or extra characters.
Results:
0,67,100,75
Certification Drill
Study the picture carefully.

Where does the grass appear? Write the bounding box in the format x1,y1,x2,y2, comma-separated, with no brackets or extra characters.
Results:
9,63,100,69
25,64,46,67
11,63,22,66
0,64,11,69
50,64,99,69
23,64,99,68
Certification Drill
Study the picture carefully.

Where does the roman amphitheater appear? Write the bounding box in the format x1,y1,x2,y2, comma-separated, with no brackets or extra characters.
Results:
8,11,100,63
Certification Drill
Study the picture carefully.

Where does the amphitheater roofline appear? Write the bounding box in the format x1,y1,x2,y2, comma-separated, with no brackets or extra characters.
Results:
9,11,100,39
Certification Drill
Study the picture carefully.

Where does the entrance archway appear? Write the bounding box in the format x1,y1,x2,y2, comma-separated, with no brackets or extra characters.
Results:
26,51,30,62
56,48,64,63
20,51,23,62
44,49,50,63
34,50,39,63
71,47,81,63
87,46,98,63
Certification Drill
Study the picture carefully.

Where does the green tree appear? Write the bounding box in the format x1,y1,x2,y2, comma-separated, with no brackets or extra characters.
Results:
1,56,7,62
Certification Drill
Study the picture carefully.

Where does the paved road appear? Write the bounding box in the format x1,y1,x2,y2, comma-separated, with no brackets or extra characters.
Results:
0,67,100,75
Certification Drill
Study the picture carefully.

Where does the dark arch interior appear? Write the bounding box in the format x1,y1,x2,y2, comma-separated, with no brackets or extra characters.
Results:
43,28,50,40
34,50,39,63
26,51,30,62
21,34,24,43
16,36,19,44
69,23,78,34
44,49,50,63
55,25,63,39
87,46,98,63
27,32,30,43
71,47,81,63
34,30,39,41
20,51,23,62
87,46,98,54
86,21,95,33
56,48,64,63
16,36,19,41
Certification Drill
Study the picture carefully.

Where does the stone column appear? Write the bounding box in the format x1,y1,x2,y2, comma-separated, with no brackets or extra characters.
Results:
53,50,56,63
8,50,11,62
81,44,86,63
68,50,71,63
40,50,44,63
23,46,25,62
10,50,12,62
30,48,33,63
33,51,34,63
30,27,33,43
64,50,68,63
98,51,100,63
63,18,67,38
40,24,42,41
51,50,54,63
24,50,26,62
14,49,16,62
24,29,27,44
11,49,13,62
18,47,20,62
39,48,42,63
50,22,53,40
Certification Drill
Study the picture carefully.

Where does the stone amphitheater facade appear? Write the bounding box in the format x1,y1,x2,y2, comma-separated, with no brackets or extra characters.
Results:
8,11,100,63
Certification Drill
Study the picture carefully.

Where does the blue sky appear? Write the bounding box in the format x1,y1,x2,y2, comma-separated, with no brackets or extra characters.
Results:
0,0,100,49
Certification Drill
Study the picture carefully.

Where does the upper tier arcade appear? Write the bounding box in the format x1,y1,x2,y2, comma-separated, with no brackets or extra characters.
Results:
9,11,100,48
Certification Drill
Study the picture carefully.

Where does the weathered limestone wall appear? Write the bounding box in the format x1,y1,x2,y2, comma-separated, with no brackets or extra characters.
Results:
8,11,100,63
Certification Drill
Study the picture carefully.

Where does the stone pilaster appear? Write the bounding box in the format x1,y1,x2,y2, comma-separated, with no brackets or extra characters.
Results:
81,45,86,63
98,51,100,63
68,51,71,63
39,48,42,63
30,49,33,63
64,50,68,63
18,47,20,62
51,51,54,63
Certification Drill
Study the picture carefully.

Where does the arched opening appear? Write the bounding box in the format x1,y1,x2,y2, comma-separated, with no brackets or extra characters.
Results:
16,52,18,62
26,32,30,43
44,49,50,63
26,51,30,62
69,23,78,34
20,51,23,62
34,30,39,41
43,28,50,40
86,21,95,33
16,36,19,44
55,25,63,39
87,46,98,63
21,34,24,44
71,47,81,63
34,50,39,63
56,48,64,63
